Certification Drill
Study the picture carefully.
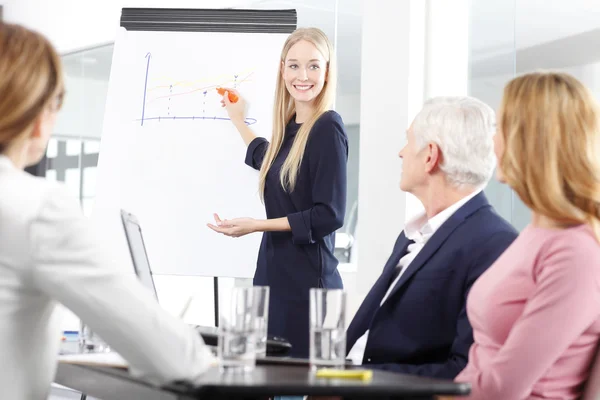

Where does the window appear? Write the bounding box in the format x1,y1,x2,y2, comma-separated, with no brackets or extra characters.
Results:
44,138,99,217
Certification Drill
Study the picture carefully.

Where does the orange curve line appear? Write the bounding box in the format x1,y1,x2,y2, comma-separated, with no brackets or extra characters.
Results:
148,70,254,91
146,72,254,104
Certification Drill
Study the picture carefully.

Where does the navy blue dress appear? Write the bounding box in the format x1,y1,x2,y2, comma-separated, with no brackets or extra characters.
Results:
245,110,348,358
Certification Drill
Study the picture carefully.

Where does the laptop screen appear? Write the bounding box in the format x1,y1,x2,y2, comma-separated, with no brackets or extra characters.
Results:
120,210,159,301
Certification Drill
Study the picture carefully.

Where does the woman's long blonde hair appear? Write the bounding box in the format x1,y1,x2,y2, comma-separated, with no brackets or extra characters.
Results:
258,27,337,199
0,22,64,152
499,71,600,240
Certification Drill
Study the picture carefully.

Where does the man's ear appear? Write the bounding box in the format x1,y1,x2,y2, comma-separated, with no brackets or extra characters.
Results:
425,142,441,173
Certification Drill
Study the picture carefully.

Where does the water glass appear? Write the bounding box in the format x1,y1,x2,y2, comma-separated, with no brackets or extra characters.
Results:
253,286,270,357
309,288,346,370
218,286,260,373
78,320,110,353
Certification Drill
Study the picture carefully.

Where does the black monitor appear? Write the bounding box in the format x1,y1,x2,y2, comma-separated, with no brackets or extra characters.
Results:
120,209,159,302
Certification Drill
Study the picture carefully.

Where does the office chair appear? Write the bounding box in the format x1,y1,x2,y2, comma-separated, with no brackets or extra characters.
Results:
334,201,358,263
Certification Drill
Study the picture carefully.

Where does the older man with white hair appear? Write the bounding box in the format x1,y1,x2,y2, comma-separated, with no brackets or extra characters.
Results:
346,96,518,379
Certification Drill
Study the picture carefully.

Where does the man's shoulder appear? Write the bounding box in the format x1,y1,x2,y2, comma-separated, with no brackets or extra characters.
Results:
391,199,517,254
438,204,518,260
462,203,517,238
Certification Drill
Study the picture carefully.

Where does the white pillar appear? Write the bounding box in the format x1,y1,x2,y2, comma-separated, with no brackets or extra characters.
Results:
355,0,469,297
424,0,469,98
355,0,426,295
405,0,470,222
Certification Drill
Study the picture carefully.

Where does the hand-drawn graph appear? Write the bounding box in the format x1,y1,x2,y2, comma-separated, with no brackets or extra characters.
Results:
138,52,257,126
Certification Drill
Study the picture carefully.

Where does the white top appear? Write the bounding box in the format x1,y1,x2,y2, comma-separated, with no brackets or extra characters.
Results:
0,156,215,399
347,190,481,365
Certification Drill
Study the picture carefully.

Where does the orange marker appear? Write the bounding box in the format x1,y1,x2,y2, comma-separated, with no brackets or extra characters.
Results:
216,87,239,103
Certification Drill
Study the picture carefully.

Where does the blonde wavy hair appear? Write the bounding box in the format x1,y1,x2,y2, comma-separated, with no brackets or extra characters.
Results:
499,71,600,240
258,27,337,199
0,22,64,152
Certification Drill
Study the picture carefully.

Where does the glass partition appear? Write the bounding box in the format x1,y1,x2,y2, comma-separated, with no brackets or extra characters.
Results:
468,0,516,226
50,44,112,217
469,0,600,230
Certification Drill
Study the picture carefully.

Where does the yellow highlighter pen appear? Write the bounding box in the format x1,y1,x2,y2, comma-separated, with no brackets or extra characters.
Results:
315,368,373,381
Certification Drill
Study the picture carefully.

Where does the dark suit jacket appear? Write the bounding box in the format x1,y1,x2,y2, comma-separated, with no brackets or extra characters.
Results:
346,192,518,379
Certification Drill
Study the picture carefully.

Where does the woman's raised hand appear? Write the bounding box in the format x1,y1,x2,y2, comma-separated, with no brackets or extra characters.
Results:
219,87,247,125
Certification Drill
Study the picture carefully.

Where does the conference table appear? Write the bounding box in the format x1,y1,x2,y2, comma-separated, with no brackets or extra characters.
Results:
54,357,471,399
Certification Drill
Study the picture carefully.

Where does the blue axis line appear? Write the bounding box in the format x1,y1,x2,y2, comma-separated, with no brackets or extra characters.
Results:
136,116,257,126
141,52,152,126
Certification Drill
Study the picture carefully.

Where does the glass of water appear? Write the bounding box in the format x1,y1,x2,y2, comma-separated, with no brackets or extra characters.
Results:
253,286,270,357
309,288,346,370
78,320,110,353
218,286,260,373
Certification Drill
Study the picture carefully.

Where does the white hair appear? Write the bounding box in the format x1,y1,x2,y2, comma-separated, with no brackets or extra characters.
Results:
412,96,496,188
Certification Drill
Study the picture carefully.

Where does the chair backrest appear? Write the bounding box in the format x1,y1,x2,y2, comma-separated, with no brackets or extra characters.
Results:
583,345,600,400
345,200,358,235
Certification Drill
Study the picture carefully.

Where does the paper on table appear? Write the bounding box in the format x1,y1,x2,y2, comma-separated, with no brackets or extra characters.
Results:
58,352,129,369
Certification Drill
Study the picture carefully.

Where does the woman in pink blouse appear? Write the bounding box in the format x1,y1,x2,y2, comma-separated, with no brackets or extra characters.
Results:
445,72,600,399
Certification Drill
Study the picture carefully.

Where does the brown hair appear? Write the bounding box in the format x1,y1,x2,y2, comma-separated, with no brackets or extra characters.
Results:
0,22,64,152
499,71,600,239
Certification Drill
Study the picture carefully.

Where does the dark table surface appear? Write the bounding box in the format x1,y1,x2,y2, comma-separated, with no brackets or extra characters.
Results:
55,361,471,400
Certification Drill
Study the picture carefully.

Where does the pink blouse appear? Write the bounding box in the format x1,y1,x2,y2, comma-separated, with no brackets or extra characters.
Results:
456,224,600,399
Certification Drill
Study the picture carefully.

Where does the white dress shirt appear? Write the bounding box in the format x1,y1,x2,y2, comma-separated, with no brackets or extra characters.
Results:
0,156,215,399
347,190,481,365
